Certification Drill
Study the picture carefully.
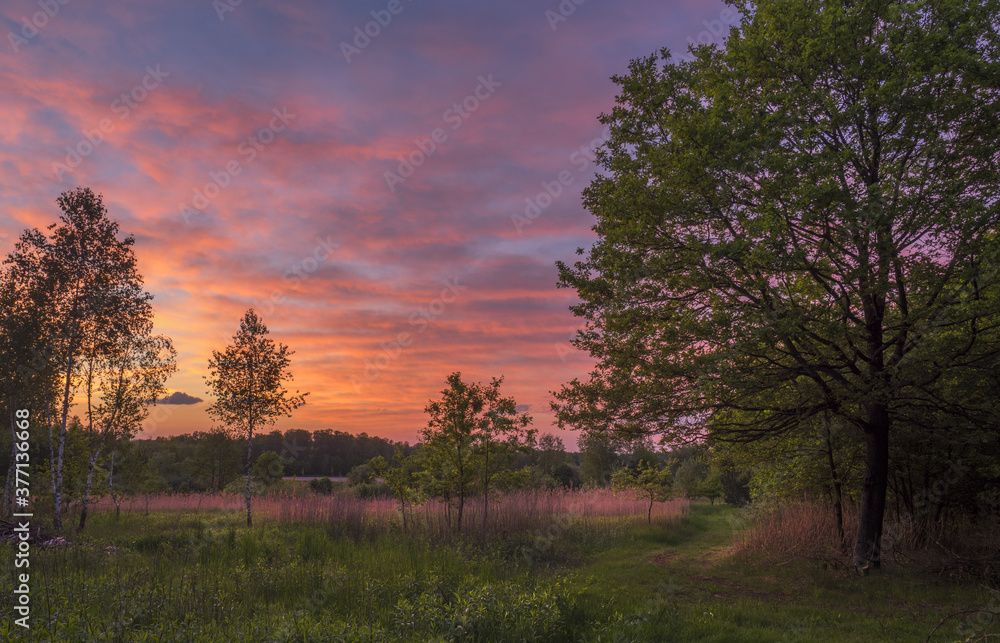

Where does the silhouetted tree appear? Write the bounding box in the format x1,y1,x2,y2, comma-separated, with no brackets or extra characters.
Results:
205,309,307,526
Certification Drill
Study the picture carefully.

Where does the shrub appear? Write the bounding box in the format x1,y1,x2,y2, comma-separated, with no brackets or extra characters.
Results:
252,451,285,486
350,481,393,500
348,463,377,486
308,477,335,495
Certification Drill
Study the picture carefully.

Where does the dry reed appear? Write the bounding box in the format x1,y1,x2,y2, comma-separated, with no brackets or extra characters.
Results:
98,487,690,542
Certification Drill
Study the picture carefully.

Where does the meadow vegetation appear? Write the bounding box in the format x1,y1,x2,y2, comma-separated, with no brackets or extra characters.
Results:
3,493,997,642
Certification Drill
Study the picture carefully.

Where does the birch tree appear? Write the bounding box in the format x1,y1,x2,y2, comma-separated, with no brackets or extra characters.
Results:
77,318,176,530
205,309,307,527
2,188,152,530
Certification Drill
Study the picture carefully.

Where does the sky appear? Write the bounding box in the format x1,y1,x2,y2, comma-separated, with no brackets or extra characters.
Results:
0,0,739,445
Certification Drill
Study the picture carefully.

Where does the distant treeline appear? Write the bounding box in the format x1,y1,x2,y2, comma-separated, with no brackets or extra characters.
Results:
137,429,408,492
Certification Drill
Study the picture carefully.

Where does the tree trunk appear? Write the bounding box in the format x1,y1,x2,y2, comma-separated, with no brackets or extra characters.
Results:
47,400,56,497
853,404,890,572
54,333,77,532
245,429,254,527
823,414,846,551
78,442,104,531
648,493,653,525
5,402,17,518
482,443,490,538
110,451,121,518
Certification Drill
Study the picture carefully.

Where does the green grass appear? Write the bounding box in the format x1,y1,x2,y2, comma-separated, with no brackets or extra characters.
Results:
563,505,999,642
2,504,996,641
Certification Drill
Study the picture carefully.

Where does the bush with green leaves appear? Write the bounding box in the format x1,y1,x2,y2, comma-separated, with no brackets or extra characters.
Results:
347,463,377,486
308,476,336,495
252,450,285,486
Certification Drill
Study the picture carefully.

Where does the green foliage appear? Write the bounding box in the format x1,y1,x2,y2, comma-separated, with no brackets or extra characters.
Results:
714,415,863,506
370,445,425,530
34,418,95,507
551,0,1000,569
108,439,168,513
673,458,707,500
308,477,336,495
252,451,285,486
205,308,308,526
721,471,752,508
347,463,377,486
224,477,267,496
698,468,724,505
419,372,534,533
612,459,674,524
349,480,392,500
551,462,581,489
191,426,244,491
137,428,402,492
577,430,621,486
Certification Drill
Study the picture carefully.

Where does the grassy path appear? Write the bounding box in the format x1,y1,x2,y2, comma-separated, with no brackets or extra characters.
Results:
564,504,997,642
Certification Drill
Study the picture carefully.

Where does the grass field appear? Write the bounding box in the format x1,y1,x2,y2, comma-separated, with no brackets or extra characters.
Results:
2,496,997,642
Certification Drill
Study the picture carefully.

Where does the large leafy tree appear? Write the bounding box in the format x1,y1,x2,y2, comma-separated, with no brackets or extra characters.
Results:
552,0,1000,571
0,258,56,516
3,188,158,530
205,308,307,526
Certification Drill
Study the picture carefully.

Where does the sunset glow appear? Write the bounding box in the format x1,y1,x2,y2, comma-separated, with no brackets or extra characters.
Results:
0,0,739,443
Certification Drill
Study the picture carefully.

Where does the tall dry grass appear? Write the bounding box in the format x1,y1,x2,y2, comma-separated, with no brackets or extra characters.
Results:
100,487,690,542
736,501,1000,580
736,501,857,562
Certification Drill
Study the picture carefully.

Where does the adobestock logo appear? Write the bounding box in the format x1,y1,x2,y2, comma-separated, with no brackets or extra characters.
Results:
677,8,741,63
6,0,71,54
51,65,169,181
384,74,501,192
340,0,416,63
511,125,610,234
180,106,296,224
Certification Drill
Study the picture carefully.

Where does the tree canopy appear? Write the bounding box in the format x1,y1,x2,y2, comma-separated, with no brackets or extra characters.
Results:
205,308,307,526
552,0,1000,571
